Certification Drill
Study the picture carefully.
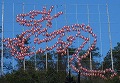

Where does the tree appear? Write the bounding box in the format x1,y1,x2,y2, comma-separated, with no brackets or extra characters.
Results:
101,42,120,82
0,50,67,83
103,42,120,72
15,34,31,70
0,42,104,83
0,32,13,74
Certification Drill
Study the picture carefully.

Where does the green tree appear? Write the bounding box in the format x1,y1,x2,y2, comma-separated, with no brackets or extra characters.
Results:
15,34,31,70
101,42,120,83
103,42,120,72
0,36,13,74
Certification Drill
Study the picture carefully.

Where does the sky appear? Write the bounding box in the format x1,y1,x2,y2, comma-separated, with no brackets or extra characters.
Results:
0,0,120,62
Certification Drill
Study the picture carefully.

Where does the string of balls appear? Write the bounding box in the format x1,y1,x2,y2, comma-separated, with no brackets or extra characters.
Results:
3,6,117,79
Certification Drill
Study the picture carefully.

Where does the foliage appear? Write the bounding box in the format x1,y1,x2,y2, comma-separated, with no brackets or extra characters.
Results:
100,42,120,83
103,42,120,73
1,41,120,82
0,65,67,83
0,38,13,74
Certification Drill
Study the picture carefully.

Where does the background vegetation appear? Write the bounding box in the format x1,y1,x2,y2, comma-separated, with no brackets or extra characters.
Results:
1,35,120,83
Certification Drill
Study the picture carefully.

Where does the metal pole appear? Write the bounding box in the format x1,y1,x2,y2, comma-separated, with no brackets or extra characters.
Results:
46,29,48,71
87,4,92,70
12,3,15,71
54,5,58,72
1,0,4,76
64,4,70,73
46,43,48,71
33,5,37,71
106,4,114,70
68,69,71,83
98,4,103,70
75,4,78,23
78,71,80,83
43,4,48,72
22,3,25,71
75,5,81,82
35,47,37,70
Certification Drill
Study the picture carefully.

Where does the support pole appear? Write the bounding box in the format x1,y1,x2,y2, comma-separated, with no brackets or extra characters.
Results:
55,5,58,72
68,69,71,83
1,0,4,76
106,4,114,70
64,4,70,73
34,43,37,70
67,48,69,73
98,4,103,70
76,5,81,83
34,5,37,71
46,50,47,71
87,4,92,70
12,3,15,71
46,30,48,71
78,71,80,83
22,3,25,71
34,49,37,70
